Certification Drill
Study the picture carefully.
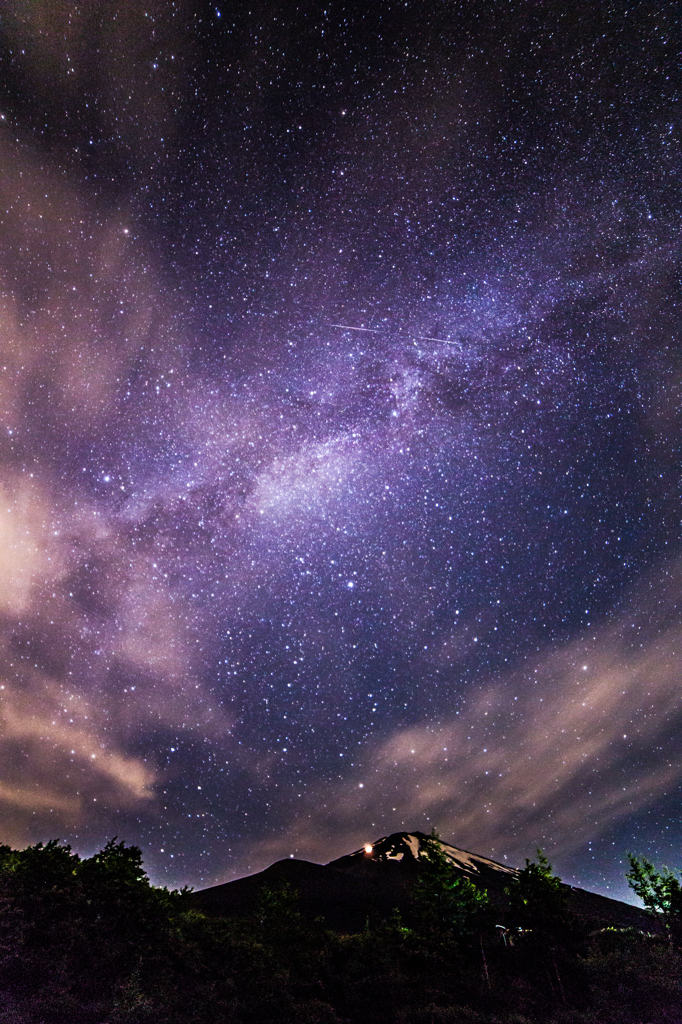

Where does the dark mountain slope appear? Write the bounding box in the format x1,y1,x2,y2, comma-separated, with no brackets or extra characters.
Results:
186,830,660,934
186,856,401,931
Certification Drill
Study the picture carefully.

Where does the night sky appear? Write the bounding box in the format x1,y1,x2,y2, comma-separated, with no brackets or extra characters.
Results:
0,1,680,904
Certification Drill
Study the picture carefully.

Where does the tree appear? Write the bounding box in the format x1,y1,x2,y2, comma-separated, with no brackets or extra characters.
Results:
504,851,574,1005
0,836,185,1015
505,849,569,940
413,830,489,936
626,854,682,940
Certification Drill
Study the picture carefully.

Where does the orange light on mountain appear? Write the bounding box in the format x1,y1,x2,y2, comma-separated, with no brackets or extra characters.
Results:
364,844,373,854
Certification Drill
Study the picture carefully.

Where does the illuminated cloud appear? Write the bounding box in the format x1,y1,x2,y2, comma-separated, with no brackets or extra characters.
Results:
0,476,66,614
0,671,155,845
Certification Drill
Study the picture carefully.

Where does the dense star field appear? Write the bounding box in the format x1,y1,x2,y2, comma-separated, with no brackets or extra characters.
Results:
0,1,679,901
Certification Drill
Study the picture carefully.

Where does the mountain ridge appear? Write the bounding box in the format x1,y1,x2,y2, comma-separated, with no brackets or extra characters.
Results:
186,830,659,934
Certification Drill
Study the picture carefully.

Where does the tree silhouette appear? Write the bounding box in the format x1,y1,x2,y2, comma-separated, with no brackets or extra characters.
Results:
505,849,569,941
413,830,489,935
627,854,682,942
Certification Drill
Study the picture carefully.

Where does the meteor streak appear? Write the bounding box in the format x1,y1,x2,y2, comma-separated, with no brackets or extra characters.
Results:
325,324,382,332
325,324,463,349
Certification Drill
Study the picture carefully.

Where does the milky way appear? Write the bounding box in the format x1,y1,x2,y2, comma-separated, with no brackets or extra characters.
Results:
0,1,679,902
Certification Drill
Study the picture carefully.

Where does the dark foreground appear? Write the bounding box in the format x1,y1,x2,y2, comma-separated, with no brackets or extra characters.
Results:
0,836,680,1024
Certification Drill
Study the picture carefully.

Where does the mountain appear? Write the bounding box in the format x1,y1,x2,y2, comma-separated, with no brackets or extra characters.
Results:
186,830,659,934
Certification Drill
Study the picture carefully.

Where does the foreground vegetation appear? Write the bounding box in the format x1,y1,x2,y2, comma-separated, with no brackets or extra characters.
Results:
0,834,680,1023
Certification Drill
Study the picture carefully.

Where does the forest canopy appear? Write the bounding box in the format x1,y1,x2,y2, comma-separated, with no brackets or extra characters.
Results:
0,835,679,1023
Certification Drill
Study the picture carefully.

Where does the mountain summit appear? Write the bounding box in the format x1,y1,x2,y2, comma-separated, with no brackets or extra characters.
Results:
330,830,518,885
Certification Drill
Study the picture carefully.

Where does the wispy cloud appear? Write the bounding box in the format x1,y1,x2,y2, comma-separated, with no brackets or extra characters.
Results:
249,559,682,873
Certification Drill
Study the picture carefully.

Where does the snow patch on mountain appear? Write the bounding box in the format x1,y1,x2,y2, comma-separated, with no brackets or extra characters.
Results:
329,831,518,880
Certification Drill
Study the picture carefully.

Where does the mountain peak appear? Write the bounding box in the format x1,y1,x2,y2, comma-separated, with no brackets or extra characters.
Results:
328,830,518,882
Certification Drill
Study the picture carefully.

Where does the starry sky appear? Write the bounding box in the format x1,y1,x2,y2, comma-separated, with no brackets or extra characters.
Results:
0,1,679,903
